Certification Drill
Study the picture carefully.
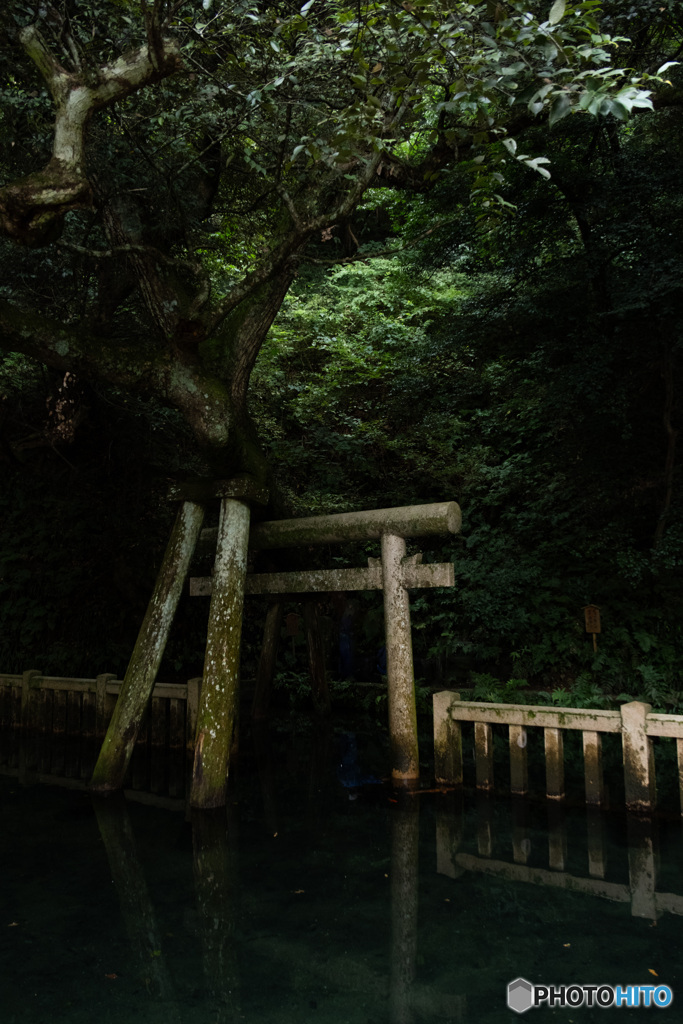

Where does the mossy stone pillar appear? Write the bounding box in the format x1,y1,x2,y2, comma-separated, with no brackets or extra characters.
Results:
90,500,205,793
190,498,250,809
381,531,419,786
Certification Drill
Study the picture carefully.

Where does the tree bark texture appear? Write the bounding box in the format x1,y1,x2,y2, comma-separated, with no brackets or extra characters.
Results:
0,27,180,246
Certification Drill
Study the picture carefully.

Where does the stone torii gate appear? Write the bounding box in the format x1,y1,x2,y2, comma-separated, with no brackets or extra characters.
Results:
90,479,460,809
192,500,461,790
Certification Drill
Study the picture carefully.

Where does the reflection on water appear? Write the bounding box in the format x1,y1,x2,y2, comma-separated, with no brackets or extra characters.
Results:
437,793,683,925
1,724,682,1023
93,795,181,1021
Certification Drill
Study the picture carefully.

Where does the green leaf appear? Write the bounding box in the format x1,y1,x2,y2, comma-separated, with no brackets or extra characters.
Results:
548,93,571,127
548,1,566,27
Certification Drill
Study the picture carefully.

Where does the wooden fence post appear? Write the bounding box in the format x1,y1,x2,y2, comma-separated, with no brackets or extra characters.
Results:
509,724,528,796
621,701,656,813
19,670,41,780
186,677,201,750
95,673,118,736
474,722,494,791
20,670,41,730
544,727,565,800
583,731,604,806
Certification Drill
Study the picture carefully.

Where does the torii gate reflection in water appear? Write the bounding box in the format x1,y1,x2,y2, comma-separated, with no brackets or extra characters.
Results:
90,478,461,809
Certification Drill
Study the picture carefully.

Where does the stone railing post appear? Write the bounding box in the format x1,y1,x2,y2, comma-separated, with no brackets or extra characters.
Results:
186,677,202,751
433,691,462,786
20,670,42,730
621,701,656,813
95,673,117,736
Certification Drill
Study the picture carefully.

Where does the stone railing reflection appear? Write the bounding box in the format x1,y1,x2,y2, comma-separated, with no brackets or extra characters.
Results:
437,794,683,924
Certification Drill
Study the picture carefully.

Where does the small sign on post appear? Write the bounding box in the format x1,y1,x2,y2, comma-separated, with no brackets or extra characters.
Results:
584,605,601,652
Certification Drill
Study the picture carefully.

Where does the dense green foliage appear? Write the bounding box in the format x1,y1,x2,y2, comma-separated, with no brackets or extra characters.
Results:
2,2,683,711
250,72,683,709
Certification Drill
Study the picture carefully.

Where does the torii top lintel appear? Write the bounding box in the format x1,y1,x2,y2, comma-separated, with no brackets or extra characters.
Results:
200,501,462,552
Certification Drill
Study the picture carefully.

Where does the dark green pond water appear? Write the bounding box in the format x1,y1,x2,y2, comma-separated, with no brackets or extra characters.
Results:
1,721,682,1024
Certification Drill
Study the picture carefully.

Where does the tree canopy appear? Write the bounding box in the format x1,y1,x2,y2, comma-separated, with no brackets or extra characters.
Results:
0,0,658,476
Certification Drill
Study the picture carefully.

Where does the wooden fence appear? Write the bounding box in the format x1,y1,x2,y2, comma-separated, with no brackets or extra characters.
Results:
0,670,201,795
433,692,683,814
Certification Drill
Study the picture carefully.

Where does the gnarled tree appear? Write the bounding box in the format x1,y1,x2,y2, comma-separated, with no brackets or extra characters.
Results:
0,0,653,480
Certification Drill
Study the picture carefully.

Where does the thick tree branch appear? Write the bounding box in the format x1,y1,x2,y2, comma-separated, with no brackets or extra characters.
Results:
0,297,232,451
0,26,181,246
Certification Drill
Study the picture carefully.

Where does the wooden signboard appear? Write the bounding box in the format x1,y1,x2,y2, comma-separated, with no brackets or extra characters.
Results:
584,605,601,634
584,605,601,651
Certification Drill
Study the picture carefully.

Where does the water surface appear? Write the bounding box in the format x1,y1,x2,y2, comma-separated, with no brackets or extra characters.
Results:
1,722,681,1023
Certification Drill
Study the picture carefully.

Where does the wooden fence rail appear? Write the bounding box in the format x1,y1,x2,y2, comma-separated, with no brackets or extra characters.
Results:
433,691,683,814
0,670,202,745
0,671,202,795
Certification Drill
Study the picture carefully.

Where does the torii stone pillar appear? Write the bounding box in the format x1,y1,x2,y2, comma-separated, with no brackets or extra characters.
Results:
171,476,270,810
190,497,250,809
90,500,205,793
89,475,268,801
381,531,419,784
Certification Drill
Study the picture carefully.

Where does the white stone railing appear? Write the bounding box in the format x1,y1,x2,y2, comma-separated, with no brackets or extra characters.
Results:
433,691,683,813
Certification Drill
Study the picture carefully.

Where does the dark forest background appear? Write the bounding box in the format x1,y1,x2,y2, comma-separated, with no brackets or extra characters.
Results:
2,1,683,714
